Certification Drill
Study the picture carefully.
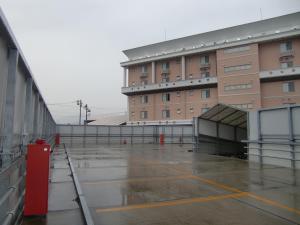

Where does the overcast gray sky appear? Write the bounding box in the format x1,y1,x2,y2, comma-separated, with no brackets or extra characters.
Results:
0,0,299,123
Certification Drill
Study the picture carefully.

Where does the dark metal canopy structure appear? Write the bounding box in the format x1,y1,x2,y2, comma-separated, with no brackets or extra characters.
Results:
199,103,248,129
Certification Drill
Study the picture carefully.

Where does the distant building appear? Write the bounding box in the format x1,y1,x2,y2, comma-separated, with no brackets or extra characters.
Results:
121,12,300,125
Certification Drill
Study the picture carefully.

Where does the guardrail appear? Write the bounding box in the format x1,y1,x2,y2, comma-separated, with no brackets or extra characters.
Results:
57,124,194,147
0,8,56,225
0,136,55,225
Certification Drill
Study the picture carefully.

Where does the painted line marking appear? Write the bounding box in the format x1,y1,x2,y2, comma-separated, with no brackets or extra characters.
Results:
190,175,300,216
247,193,300,216
95,192,248,213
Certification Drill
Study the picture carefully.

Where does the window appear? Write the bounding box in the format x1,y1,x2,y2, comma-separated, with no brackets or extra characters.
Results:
141,65,148,74
140,111,148,119
162,93,170,102
140,95,148,104
201,71,210,78
280,61,293,69
162,110,170,118
161,74,169,83
162,62,170,72
283,82,295,92
224,64,251,73
201,107,210,113
141,80,148,85
224,83,252,91
200,55,209,64
201,89,210,99
231,103,253,109
176,91,181,97
280,41,292,53
224,45,250,54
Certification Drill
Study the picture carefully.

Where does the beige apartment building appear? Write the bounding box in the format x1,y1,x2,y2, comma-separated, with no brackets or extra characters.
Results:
121,12,300,124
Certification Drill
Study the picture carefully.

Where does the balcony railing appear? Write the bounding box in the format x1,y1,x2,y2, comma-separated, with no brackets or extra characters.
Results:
140,72,148,77
259,66,300,79
200,63,210,69
122,76,218,95
279,50,294,58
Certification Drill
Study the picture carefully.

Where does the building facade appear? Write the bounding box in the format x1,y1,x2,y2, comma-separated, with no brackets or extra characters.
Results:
121,12,300,124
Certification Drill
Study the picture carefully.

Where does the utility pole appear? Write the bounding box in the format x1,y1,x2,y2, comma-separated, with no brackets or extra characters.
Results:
84,104,91,125
77,100,83,125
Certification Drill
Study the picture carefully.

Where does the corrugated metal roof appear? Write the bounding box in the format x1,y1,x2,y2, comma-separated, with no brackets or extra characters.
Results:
199,104,247,128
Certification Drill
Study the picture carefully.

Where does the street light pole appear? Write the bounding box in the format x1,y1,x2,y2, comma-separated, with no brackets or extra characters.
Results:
77,100,83,125
84,104,91,125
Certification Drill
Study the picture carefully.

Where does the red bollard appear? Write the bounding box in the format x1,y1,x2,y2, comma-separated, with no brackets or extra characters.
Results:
159,134,165,145
55,133,60,146
24,139,50,216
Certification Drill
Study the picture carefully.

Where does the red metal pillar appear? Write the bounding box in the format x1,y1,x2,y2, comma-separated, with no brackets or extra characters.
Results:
24,139,50,216
159,134,165,145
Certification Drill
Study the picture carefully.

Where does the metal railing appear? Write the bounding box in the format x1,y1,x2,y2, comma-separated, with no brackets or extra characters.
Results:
57,124,193,147
0,8,57,225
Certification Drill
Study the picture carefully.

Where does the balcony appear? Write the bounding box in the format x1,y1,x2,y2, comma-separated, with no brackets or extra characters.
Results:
140,72,148,77
259,66,300,80
200,63,210,69
122,76,218,95
280,50,294,58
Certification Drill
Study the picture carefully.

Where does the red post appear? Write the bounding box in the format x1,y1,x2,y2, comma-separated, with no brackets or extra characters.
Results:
55,133,60,146
24,139,50,216
159,134,165,145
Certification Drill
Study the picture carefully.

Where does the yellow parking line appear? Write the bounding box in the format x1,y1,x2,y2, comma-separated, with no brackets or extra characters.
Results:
191,176,300,215
96,192,248,213
190,175,242,193
247,193,300,215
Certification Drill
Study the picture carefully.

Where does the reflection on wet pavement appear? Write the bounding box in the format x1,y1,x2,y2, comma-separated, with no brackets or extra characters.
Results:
23,144,300,225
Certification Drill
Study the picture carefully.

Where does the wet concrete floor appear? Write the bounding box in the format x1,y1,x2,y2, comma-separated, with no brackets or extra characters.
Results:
23,144,300,225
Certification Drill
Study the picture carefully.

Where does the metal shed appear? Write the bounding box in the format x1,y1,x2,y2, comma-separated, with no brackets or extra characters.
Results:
193,104,248,157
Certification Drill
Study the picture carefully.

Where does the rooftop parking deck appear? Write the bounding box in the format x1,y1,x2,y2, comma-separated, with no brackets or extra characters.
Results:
22,144,300,225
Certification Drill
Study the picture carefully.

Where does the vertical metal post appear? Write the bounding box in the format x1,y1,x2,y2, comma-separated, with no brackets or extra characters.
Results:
108,126,111,144
257,110,263,167
96,126,99,145
83,124,86,147
120,126,122,144
2,48,18,165
171,126,174,144
23,77,33,145
142,126,145,144
71,125,74,147
287,107,295,170
131,126,133,144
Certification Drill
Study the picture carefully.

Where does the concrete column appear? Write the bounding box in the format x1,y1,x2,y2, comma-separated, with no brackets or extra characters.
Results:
2,48,19,165
123,67,127,87
181,56,185,80
151,61,156,84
